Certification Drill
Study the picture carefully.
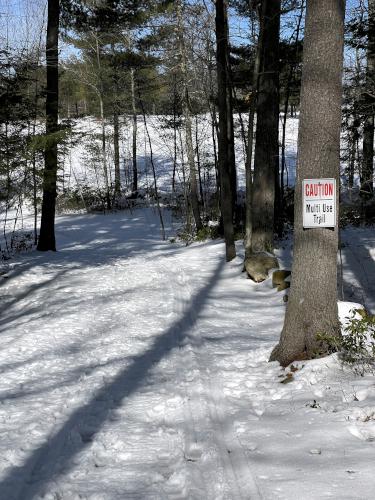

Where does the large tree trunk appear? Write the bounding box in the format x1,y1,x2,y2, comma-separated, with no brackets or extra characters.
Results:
250,0,280,254
37,0,59,251
244,5,263,260
360,0,375,199
270,0,346,367
215,0,236,261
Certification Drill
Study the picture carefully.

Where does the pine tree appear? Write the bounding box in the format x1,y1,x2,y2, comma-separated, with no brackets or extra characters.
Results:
215,0,236,261
361,0,375,199
270,0,346,367
250,0,280,254
37,0,60,251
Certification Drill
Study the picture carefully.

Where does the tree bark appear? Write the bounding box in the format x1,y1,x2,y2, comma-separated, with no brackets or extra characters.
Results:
244,5,263,259
196,114,205,215
95,37,111,210
113,109,121,197
251,0,280,253
183,93,203,231
99,94,111,210
215,0,236,261
360,0,375,199
280,0,304,212
139,97,166,241
131,67,138,194
112,43,121,199
177,0,203,232
37,0,59,251
270,0,346,367
172,76,178,193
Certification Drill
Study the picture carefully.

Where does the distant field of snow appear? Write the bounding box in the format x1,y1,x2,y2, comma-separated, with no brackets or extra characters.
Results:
61,114,299,197
0,113,300,258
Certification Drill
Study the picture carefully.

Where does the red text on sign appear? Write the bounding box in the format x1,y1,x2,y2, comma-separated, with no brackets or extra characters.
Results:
305,182,334,197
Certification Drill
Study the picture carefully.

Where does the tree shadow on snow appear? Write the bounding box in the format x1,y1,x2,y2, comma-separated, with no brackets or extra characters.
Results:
0,257,225,499
0,208,211,284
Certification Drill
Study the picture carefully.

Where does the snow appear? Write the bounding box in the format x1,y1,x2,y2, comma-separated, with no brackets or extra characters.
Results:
1,113,375,499
0,207,375,499
61,114,300,198
340,226,375,313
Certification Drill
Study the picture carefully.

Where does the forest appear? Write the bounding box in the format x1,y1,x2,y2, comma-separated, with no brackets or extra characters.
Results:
1,0,375,498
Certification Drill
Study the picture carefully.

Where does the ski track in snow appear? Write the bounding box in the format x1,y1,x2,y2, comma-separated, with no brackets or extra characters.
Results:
1,209,375,499
174,265,261,500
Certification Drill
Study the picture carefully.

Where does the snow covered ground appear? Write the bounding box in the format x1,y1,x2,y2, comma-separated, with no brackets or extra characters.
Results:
61,114,299,197
0,207,375,499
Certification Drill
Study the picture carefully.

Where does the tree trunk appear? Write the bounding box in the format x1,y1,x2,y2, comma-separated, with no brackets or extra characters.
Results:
99,95,111,210
251,0,280,254
112,43,121,199
215,0,236,261
131,67,138,194
228,91,237,224
37,0,59,251
280,0,304,215
270,0,346,367
195,114,205,215
348,116,360,190
113,109,121,197
172,77,178,193
139,97,166,241
244,5,263,259
183,93,203,231
177,0,203,232
361,0,375,199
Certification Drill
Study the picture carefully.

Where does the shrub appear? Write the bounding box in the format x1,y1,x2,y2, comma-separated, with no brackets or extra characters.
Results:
317,310,375,374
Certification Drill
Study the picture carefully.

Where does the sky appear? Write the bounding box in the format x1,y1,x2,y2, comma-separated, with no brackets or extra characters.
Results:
0,0,367,57
0,0,46,51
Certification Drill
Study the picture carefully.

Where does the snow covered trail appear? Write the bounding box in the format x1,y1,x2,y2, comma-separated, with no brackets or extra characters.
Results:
341,226,375,313
0,208,267,500
2,209,375,499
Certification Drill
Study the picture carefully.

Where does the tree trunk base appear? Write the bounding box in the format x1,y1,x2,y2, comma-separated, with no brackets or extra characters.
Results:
226,243,236,262
269,343,309,367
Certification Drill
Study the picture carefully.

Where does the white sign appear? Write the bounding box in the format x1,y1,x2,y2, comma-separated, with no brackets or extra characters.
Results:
302,178,336,228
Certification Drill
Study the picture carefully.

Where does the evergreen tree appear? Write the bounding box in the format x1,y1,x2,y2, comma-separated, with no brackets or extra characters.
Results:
37,0,60,251
270,0,346,366
361,0,375,199
251,0,281,254
215,0,236,261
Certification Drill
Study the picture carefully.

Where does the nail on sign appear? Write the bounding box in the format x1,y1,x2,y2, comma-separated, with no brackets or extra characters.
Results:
302,178,336,228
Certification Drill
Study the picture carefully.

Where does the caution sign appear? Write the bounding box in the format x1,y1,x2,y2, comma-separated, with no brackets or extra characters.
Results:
302,178,336,228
